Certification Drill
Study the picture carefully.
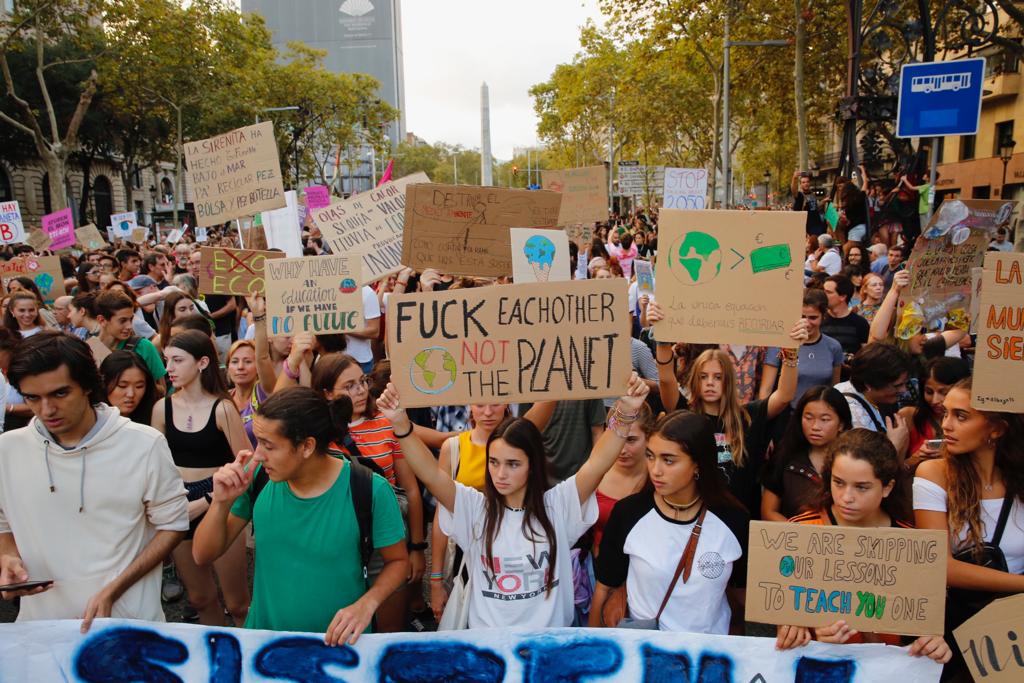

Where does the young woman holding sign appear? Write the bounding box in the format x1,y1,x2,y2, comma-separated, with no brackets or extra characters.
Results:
375,373,649,629
776,429,951,663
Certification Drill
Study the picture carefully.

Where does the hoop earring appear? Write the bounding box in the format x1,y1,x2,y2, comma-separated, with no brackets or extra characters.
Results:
694,471,700,481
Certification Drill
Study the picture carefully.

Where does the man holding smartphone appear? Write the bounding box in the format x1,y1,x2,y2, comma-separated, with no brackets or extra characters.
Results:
0,332,188,632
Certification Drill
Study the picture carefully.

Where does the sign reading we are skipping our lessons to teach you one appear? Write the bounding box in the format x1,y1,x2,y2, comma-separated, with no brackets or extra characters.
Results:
184,121,286,228
387,279,631,407
263,254,363,337
972,251,1024,412
745,521,947,636
652,209,805,348
400,184,562,278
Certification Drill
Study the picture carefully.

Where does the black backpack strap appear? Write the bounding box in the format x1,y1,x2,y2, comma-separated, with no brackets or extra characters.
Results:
991,494,1015,547
348,460,375,584
123,335,141,353
843,392,887,433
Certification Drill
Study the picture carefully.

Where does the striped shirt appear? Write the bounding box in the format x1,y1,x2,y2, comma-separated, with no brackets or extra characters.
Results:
348,413,404,487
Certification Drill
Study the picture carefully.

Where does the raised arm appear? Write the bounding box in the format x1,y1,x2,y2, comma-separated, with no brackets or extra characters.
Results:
868,269,910,343
246,295,277,394
767,320,809,419
377,383,456,513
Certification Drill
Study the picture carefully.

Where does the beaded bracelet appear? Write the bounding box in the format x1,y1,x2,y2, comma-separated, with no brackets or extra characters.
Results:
429,572,444,582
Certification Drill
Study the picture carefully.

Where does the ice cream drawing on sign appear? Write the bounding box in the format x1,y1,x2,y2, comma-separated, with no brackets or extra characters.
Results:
510,227,571,283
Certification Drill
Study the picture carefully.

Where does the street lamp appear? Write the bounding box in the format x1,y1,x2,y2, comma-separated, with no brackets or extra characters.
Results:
1000,139,1016,198
721,34,789,208
763,170,771,208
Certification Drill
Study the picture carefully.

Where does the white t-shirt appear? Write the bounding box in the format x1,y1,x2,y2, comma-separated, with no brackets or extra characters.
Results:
345,286,381,364
439,475,597,628
913,477,1024,575
596,492,749,634
834,380,886,432
818,248,842,275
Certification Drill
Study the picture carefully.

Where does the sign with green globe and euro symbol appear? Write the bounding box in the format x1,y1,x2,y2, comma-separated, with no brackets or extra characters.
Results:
653,209,805,348
388,279,632,407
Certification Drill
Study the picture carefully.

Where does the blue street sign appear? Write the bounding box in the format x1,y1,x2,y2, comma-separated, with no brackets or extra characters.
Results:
896,58,985,138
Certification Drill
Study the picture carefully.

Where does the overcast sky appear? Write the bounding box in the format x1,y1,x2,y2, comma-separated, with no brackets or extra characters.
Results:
400,0,603,159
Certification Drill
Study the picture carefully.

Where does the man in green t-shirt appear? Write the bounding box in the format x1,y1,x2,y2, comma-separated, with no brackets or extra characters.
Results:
94,289,166,393
193,387,408,644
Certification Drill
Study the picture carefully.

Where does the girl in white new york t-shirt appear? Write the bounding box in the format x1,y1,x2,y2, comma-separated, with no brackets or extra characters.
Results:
377,373,650,628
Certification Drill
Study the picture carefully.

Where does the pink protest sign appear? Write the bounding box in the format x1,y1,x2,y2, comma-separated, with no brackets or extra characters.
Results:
42,208,75,249
304,185,330,209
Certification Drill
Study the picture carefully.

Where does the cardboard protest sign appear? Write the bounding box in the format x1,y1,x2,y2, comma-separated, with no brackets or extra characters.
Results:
25,230,52,253
652,209,804,347
662,168,708,210
184,121,286,227
401,184,562,277
304,185,330,209
510,228,571,283
746,521,947,636
634,259,654,296
0,618,941,683
264,255,364,337
109,210,137,240
198,247,285,296
972,252,1024,411
0,201,25,244
313,172,429,284
565,222,594,251
0,255,65,303
897,199,1017,338
387,279,631,407
75,224,106,250
541,166,607,225
260,190,303,257
42,208,75,250
954,594,1024,682
130,227,149,244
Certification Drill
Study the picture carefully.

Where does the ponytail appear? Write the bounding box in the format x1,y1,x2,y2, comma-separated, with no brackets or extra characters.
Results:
257,387,353,454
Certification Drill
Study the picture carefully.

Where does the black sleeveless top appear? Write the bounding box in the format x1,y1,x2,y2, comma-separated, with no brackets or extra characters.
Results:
165,397,233,468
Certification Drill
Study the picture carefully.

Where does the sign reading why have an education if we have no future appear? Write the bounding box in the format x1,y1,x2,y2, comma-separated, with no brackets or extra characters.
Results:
400,184,562,278
197,246,285,296
312,172,429,285
746,522,948,636
652,209,805,348
264,254,363,337
973,251,1024,412
388,279,631,407
184,121,286,228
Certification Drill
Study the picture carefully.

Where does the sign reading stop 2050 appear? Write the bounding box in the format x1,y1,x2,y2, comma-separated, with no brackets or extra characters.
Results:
897,58,986,138
0,201,25,245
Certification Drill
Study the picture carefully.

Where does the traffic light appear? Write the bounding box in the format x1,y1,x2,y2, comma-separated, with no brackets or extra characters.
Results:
512,165,519,176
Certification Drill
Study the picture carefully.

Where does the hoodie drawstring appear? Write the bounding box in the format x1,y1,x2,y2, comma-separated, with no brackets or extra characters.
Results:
42,439,87,513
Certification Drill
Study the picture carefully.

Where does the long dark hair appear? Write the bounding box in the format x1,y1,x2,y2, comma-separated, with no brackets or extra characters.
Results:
257,386,353,455
166,330,228,397
912,357,970,436
820,429,910,525
651,410,744,511
483,417,558,597
100,351,157,424
75,262,98,293
311,352,375,419
776,386,853,465
944,378,1024,558
9,276,49,308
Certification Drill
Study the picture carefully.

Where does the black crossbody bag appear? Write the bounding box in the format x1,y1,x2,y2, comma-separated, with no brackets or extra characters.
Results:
945,494,1014,632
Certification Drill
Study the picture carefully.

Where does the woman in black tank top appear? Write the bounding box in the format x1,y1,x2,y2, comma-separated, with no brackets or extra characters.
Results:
152,330,251,626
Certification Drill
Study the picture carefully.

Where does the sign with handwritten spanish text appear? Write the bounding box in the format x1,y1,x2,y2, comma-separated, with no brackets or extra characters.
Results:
0,254,65,303
0,201,25,244
42,208,75,250
541,165,608,225
746,521,947,636
972,251,1024,412
954,593,1024,682
184,121,286,227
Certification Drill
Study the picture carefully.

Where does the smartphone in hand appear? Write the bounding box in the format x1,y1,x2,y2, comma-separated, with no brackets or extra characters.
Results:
0,579,53,594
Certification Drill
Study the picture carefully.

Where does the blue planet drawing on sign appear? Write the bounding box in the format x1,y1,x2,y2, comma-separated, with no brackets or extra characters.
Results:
34,273,54,298
523,234,556,282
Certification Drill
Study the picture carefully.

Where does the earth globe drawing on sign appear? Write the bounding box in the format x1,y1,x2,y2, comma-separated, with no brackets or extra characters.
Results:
667,231,723,286
410,346,458,395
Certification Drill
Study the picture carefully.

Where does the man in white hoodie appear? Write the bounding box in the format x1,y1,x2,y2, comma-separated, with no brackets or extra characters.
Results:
0,332,188,632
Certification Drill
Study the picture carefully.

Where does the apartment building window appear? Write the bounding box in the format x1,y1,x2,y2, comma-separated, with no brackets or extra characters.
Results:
132,166,142,190
961,135,976,161
995,121,1015,155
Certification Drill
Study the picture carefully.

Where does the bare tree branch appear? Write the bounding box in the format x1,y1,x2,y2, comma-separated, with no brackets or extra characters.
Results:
34,14,61,145
0,51,50,155
64,69,99,151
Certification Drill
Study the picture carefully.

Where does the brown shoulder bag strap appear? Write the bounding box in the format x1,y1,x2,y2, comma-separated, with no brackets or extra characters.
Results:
655,505,707,621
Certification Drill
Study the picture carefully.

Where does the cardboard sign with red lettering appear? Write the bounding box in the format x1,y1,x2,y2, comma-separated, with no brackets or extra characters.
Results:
197,247,285,296
0,255,65,303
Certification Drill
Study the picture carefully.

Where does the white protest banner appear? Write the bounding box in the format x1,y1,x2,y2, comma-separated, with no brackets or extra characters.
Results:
196,227,209,243
166,228,183,244
0,201,26,244
663,167,708,209
260,189,303,257
109,210,137,239
264,254,364,336
184,121,286,227
510,227,571,283
653,209,805,347
0,619,941,682
313,172,429,283
388,279,631,407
